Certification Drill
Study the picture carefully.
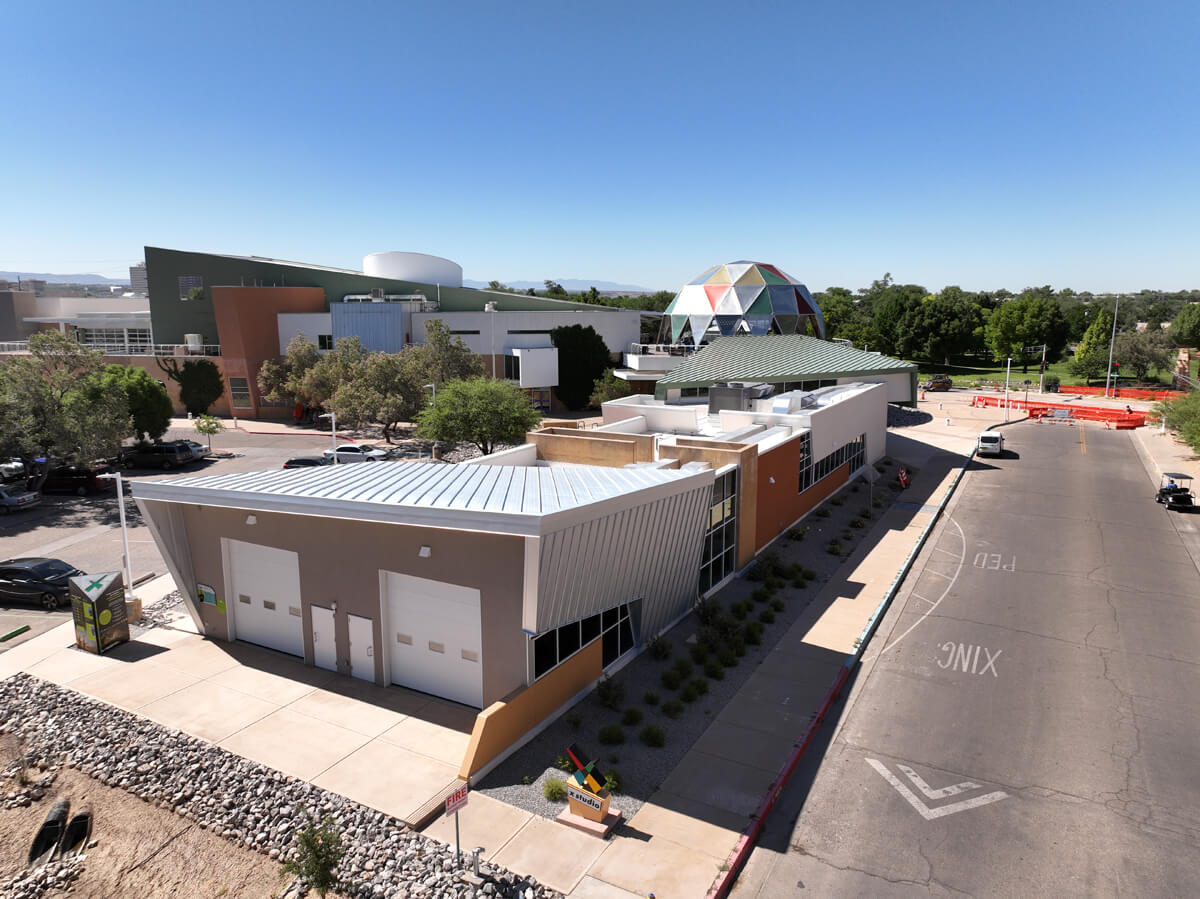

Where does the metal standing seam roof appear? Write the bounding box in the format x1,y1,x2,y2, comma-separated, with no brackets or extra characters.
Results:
656,334,916,391
131,461,709,534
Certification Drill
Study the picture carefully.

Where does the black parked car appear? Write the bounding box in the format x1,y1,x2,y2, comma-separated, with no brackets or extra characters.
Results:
124,443,194,470
0,557,83,610
282,456,332,469
41,464,115,496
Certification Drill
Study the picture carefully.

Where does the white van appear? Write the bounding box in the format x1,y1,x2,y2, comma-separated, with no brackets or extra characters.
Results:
977,431,1004,457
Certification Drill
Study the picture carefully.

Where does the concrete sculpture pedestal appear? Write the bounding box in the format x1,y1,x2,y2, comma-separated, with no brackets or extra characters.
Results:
556,782,623,838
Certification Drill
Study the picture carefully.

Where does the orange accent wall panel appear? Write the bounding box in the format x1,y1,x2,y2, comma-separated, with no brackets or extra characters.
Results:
756,442,849,551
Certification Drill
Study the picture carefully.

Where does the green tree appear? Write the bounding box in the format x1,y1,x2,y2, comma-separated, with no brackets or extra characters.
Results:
301,336,368,408
416,377,542,455
589,369,634,407
257,333,322,405
193,414,223,452
1172,303,1200,347
1155,390,1200,452
329,350,424,440
280,815,345,898
102,365,172,442
550,324,611,410
984,295,1069,372
1070,306,1113,384
1114,330,1173,382
543,280,568,298
0,332,131,481
421,319,483,385
157,357,225,415
895,294,984,363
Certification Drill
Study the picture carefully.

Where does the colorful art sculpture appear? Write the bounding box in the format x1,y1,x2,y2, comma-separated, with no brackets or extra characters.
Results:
559,743,621,833
663,261,826,344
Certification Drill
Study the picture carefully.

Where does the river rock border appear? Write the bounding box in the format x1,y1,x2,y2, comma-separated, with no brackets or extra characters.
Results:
0,674,556,899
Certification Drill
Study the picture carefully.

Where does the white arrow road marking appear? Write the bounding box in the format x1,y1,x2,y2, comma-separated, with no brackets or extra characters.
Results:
897,764,978,799
867,759,1009,820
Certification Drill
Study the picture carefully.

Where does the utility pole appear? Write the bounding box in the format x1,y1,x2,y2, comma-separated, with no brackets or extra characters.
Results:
1039,344,1047,394
1104,297,1119,399
1004,357,1012,421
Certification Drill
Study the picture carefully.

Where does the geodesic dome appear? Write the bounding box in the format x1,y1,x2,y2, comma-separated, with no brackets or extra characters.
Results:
664,261,826,343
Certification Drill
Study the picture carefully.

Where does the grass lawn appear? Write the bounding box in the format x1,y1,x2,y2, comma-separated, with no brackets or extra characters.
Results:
914,357,1179,391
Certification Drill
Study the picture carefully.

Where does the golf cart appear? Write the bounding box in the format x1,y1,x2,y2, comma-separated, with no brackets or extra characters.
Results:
1155,473,1196,512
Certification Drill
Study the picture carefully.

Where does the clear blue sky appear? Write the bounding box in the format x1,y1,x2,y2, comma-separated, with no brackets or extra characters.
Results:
2,0,1197,293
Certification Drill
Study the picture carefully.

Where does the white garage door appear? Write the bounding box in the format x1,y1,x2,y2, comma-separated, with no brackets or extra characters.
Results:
227,540,304,658
384,572,482,708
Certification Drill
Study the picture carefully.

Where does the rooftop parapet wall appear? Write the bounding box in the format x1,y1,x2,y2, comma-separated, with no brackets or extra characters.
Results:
659,439,759,569
527,427,656,466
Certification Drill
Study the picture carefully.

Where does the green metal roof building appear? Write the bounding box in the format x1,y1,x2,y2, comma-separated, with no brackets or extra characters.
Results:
654,334,918,404
144,246,621,345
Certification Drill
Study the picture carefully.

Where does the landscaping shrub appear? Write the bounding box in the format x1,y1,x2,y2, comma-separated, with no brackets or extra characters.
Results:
830,495,844,506
566,711,583,729
688,677,710,696
596,675,624,710
731,601,748,620
704,659,725,680
759,608,776,624
643,691,660,706
859,507,871,518
555,754,573,772
873,500,882,508
543,778,567,801
826,540,843,555
770,597,785,612
787,526,807,541
672,657,694,679
282,815,345,899
792,576,807,590
689,643,709,665
850,518,864,528
1044,374,1060,393
750,588,770,604
743,622,763,646
802,567,816,579
815,506,831,518
661,669,683,690
680,682,701,703
661,699,684,718
603,770,621,793
639,725,666,748
728,634,746,656
621,707,643,726
647,635,672,661
695,597,721,626
718,648,738,668
598,724,625,745
765,576,784,593
850,483,860,492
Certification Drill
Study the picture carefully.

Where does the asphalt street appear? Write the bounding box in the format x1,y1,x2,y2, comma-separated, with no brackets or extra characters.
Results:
735,420,1200,897
0,426,337,648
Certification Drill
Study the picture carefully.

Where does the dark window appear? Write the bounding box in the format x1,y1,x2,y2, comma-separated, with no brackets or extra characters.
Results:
532,601,638,682
228,377,252,409
178,275,203,299
506,329,552,335
602,628,619,666
504,354,521,380
449,330,480,335
533,632,558,679
318,334,333,350
602,607,618,631
557,620,580,659
581,614,601,645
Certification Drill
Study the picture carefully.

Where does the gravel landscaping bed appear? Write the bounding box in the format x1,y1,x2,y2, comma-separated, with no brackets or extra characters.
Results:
478,466,907,821
0,675,558,899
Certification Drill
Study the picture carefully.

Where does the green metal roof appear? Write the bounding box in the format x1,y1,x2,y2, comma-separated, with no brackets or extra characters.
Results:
655,334,916,396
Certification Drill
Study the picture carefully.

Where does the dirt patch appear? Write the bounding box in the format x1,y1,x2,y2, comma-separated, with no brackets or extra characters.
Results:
0,736,294,899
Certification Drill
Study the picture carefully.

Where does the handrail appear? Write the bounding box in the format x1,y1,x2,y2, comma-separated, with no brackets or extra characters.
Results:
0,341,221,357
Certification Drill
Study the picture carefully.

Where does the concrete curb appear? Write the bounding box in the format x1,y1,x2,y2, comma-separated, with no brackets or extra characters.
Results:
706,449,977,899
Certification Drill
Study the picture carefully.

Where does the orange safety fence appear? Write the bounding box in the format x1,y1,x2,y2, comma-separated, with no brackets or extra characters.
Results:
971,395,1147,429
1064,385,1185,401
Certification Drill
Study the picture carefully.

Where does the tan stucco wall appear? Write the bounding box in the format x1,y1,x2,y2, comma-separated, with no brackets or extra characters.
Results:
176,505,527,706
459,636,603,780
527,429,654,466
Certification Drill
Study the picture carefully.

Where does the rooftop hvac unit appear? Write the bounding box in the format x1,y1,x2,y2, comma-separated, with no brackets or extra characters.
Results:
369,288,385,301
707,382,774,414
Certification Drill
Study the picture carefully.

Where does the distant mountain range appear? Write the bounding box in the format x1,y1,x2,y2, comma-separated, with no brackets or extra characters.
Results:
1,271,128,286
464,278,658,295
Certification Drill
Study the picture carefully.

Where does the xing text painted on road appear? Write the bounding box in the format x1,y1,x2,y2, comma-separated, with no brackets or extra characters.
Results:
936,642,1001,676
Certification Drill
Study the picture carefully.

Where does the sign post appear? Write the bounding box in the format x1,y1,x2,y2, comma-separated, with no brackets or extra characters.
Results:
445,782,470,867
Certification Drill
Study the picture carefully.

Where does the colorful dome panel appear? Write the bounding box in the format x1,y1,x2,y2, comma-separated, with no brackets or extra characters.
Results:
664,261,825,342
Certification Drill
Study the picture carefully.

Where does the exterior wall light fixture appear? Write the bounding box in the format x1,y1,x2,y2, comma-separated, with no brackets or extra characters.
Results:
245,514,257,525
418,545,432,558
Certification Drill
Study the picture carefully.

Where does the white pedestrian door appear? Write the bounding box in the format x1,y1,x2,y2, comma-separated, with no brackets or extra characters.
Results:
348,614,375,682
385,572,483,707
311,606,336,672
227,540,304,657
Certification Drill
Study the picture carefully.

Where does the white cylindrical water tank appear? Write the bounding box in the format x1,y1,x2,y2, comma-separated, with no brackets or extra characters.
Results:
362,251,463,287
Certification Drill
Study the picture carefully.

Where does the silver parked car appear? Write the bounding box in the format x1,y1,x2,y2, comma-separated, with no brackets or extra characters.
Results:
0,485,41,515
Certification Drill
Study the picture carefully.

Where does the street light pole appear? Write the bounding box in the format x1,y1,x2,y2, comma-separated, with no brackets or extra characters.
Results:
320,412,337,463
1004,357,1012,421
1104,297,1120,399
484,302,498,379
424,383,436,404
98,471,133,597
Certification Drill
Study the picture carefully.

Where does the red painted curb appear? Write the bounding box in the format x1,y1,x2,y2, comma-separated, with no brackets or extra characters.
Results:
706,663,853,899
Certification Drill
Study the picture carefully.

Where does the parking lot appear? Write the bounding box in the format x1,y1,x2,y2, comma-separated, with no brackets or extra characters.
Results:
0,424,348,650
